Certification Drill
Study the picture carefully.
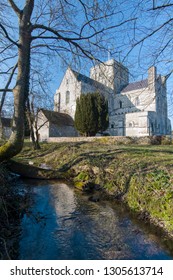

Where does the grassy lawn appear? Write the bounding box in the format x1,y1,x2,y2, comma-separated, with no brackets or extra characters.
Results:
15,140,173,173
13,140,173,236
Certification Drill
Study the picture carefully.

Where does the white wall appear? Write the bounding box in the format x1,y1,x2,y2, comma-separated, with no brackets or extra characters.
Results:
36,111,49,141
54,68,82,119
54,61,171,137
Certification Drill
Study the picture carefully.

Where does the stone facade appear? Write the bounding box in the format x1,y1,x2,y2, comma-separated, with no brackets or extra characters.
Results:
54,59,171,136
36,109,78,141
54,67,111,119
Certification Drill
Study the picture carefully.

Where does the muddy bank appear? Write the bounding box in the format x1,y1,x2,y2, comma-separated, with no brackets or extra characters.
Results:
0,164,28,259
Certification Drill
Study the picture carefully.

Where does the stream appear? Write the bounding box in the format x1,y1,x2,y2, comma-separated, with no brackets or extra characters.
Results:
17,179,173,260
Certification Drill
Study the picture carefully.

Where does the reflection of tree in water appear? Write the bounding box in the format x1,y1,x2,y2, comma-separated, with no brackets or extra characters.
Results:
18,180,173,260
50,183,131,259
50,183,172,259
50,183,77,219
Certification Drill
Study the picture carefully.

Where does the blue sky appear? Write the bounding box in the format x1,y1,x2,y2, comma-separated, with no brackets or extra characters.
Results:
0,0,173,127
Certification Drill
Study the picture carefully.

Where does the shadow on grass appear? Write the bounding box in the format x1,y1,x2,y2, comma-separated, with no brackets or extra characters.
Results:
58,149,124,172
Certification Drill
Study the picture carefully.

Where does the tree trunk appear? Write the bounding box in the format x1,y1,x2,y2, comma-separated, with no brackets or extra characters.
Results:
26,99,41,150
0,3,33,162
34,111,41,150
0,118,3,139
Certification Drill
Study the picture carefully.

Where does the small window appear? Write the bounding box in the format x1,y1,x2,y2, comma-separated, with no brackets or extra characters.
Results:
66,91,70,104
135,97,140,106
111,123,114,129
119,101,123,108
129,122,134,128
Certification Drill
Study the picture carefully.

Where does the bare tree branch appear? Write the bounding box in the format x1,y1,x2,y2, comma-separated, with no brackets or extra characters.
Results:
0,89,13,92
8,0,22,17
0,63,17,113
0,24,19,47
125,17,173,59
23,0,34,22
31,17,136,42
152,0,173,10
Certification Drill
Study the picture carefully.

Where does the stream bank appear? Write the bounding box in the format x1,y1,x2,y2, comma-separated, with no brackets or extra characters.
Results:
0,164,22,259
13,140,173,243
15,179,173,260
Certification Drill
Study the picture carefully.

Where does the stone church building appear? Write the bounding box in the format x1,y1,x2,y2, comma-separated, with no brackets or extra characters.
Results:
54,59,171,136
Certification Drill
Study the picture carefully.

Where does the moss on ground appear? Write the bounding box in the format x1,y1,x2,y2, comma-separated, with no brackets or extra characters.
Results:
15,140,173,237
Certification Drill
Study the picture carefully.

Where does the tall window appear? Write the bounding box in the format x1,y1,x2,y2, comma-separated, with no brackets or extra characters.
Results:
66,91,70,104
119,100,122,108
135,97,140,106
57,92,61,112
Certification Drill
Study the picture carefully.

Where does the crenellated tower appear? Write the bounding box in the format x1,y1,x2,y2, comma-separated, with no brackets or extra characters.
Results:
90,59,129,94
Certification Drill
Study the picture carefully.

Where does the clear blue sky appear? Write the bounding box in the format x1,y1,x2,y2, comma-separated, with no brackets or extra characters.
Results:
1,0,173,127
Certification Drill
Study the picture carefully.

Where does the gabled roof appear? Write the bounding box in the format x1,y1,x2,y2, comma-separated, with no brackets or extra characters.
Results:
71,69,110,91
41,109,74,126
121,79,148,93
0,117,12,127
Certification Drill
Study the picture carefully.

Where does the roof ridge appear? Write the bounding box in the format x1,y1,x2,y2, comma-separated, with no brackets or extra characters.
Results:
128,78,148,84
121,79,148,93
71,69,111,90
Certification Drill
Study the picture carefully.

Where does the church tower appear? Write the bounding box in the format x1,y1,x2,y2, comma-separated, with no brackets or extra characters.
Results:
90,59,129,94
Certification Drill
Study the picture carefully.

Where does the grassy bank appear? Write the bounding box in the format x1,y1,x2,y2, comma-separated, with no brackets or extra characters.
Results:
14,139,173,238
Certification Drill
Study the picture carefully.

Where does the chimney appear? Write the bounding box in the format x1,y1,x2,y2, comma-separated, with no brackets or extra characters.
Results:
161,76,166,87
148,66,156,92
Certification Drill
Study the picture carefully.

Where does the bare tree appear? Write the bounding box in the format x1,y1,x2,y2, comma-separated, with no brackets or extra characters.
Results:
122,1,173,120
26,68,53,149
122,1,173,72
0,0,136,162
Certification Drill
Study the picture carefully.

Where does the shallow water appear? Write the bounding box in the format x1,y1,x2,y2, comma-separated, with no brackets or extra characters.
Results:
17,179,173,260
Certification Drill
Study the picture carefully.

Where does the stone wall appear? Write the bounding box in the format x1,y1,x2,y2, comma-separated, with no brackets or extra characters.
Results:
36,111,49,141
46,135,172,145
54,68,82,118
54,60,171,137
90,59,129,93
49,123,78,138
55,67,113,119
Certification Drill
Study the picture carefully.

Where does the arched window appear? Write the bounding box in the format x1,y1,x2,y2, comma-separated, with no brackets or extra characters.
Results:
135,97,140,106
54,92,61,112
129,122,134,128
57,92,61,112
119,100,123,108
66,91,70,104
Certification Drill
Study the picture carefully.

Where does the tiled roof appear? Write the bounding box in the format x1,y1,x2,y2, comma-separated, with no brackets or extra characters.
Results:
121,79,148,93
0,117,12,127
71,69,109,90
41,109,74,126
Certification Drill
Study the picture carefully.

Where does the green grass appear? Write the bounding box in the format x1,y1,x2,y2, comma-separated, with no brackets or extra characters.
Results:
15,140,173,237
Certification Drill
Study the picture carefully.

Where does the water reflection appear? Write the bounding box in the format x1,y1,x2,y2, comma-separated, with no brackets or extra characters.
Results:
18,179,173,260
